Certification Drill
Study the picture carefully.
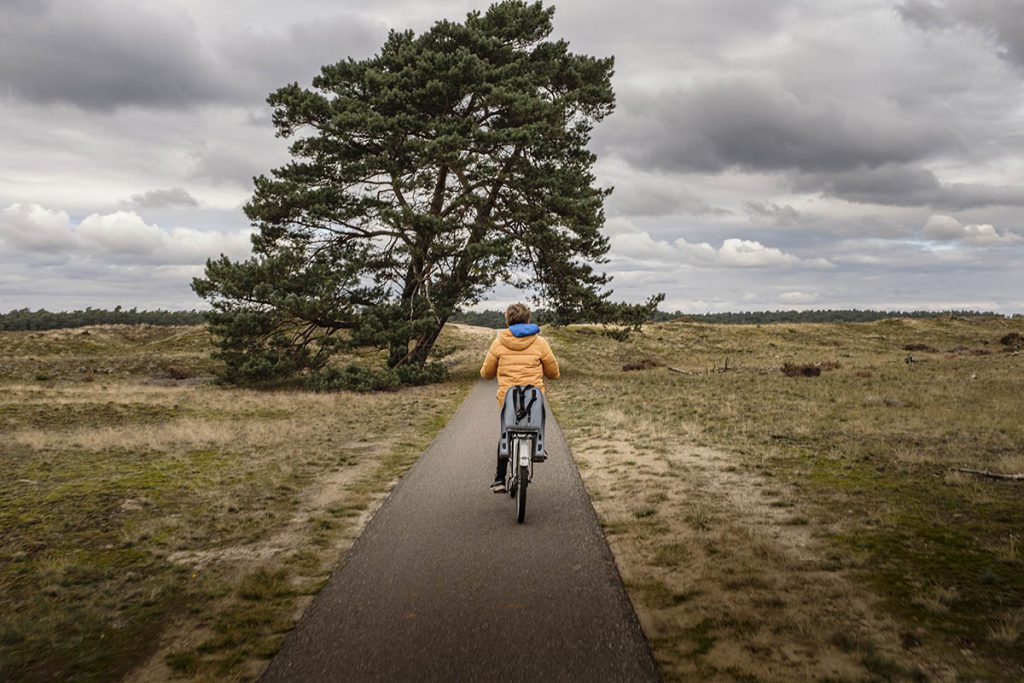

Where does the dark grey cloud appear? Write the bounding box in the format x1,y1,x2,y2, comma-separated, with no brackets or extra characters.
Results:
899,0,1024,68
124,187,199,210
0,2,384,111
795,165,1024,210
896,0,951,30
600,78,958,174
0,1,231,109
557,0,790,69
744,201,803,227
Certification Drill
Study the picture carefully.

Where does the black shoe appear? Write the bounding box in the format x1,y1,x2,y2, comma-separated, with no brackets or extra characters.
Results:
490,479,507,493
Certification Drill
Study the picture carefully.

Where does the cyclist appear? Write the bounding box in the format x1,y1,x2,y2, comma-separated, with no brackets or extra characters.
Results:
479,303,560,492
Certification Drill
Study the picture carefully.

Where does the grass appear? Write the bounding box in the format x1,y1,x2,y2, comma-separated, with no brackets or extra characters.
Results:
0,323,488,681
547,316,1024,681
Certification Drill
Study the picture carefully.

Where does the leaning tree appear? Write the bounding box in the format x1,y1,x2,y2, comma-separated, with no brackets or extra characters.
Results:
193,0,662,385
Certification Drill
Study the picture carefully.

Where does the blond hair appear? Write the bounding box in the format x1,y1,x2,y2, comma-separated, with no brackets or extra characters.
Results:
505,303,531,326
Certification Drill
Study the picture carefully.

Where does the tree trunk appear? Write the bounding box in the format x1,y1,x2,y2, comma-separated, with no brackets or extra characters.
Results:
388,341,410,368
407,317,448,366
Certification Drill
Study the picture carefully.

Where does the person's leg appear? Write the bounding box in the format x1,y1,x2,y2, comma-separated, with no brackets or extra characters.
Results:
495,445,507,481
492,407,508,489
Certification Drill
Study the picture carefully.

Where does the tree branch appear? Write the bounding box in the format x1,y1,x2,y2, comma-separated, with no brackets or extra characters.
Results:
953,467,1024,481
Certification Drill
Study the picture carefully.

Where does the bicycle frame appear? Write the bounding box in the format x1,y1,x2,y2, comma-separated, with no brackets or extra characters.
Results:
509,432,535,480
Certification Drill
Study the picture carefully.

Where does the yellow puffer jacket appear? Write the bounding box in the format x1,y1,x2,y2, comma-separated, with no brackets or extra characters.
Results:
480,328,560,405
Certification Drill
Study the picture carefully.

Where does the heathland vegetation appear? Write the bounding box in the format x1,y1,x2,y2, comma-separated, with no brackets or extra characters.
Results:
546,316,1024,681
2,317,1022,680
0,323,484,681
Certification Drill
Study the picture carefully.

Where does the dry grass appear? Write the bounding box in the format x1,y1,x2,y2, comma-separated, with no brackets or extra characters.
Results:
548,317,1024,681
988,611,1023,646
0,323,490,682
912,584,960,614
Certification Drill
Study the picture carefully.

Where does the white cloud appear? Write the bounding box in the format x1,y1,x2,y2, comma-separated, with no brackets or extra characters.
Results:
77,211,167,255
921,214,1021,246
607,220,832,269
718,238,801,267
0,203,72,251
779,290,819,304
0,202,253,265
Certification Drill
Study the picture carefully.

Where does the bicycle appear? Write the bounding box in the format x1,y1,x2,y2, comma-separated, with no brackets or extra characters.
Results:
501,386,547,524
505,431,540,523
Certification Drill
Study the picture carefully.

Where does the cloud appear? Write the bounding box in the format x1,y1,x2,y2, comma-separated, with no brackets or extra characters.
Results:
189,144,270,188
896,0,951,30
124,187,199,210
601,77,957,175
921,214,1021,246
798,165,1024,209
745,201,803,226
0,2,385,111
0,1,231,110
607,219,832,269
718,238,805,267
0,203,72,251
217,14,387,98
599,161,726,217
899,0,1024,68
1,0,1023,314
606,183,718,218
0,202,253,264
779,291,820,304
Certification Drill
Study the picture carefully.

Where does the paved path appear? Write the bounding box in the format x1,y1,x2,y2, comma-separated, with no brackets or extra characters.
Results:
263,381,659,682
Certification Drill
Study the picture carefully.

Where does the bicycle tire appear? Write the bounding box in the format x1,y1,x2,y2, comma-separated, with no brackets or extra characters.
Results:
506,452,517,497
516,463,528,523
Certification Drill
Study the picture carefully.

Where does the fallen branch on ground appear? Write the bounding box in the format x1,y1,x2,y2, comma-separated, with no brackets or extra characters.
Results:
953,467,1024,481
665,365,776,376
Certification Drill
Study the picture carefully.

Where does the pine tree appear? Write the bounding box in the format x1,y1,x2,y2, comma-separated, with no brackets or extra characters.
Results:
193,0,661,384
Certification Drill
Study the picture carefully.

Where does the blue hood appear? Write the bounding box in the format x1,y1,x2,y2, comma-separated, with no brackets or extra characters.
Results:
508,323,540,338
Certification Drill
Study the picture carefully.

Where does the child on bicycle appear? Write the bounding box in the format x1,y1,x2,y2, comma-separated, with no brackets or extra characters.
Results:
479,303,560,492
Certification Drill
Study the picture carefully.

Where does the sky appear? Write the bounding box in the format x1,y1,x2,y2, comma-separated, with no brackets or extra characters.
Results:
1,0,1022,314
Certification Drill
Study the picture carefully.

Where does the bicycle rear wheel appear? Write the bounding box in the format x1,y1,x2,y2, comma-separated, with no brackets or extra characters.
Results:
506,454,516,497
516,463,528,523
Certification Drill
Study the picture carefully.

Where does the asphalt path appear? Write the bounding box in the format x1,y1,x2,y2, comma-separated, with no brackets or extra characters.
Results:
262,380,659,682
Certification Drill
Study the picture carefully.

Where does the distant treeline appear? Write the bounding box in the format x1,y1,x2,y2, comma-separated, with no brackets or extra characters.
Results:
450,308,1014,328
2,306,1016,332
649,309,1013,324
0,307,206,330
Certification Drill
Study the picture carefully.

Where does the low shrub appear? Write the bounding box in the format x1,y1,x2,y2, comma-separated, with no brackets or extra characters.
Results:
1000,331,1024,348
308,362,447,392
782,363,821,377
